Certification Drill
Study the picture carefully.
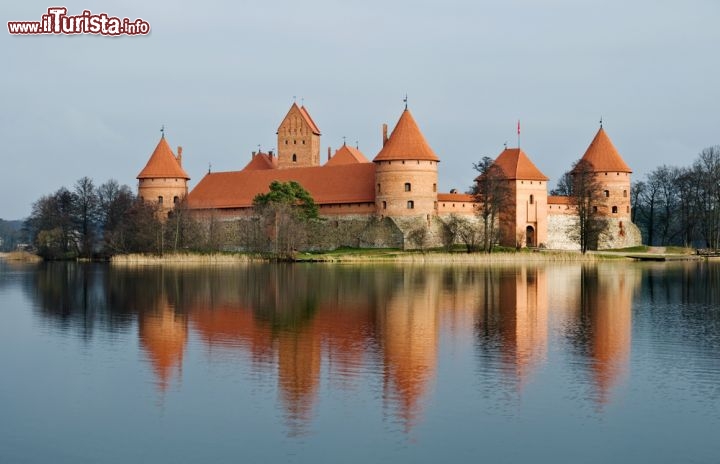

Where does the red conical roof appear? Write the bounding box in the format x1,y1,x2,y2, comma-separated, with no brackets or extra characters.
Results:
580,128,631,173
373,109,439,162
137,137,190,180
492,148,548,181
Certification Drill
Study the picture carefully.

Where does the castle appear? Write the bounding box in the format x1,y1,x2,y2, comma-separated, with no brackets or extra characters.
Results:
136,103,641,250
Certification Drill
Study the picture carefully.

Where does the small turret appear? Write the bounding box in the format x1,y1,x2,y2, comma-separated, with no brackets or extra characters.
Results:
137,136,190,214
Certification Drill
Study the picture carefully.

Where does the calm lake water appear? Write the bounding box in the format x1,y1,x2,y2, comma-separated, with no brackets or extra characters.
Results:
1,260,719,463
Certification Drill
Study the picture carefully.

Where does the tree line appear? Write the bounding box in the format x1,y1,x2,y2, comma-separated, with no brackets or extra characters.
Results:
632,146,720,248
22,177,321,260
23,177,214,259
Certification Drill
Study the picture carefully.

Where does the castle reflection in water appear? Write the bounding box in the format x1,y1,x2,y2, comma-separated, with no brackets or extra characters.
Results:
27,262,646,433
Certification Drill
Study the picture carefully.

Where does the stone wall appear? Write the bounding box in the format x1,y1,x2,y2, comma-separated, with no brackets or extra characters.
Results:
546,215,581,250
546,214,642,250
209,214,405,252
597,218,642,250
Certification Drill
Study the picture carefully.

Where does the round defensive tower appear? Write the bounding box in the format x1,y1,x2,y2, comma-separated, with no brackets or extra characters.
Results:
373,109,439,218
578,127,632,219
137,135,190,214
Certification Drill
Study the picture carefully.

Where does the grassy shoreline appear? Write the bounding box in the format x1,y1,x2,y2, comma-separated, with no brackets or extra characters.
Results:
109,249,630,266
0,251,43,263
6,246,703,266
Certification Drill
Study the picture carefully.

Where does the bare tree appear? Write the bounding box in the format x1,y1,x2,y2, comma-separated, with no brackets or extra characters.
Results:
472,157,511,253
407,226,429,252
550,170,573,196
438,214,463,251
568,159,607,254
73,177,99,258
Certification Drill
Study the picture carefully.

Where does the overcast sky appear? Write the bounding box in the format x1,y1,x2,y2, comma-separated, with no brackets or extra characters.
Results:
2,0,719,219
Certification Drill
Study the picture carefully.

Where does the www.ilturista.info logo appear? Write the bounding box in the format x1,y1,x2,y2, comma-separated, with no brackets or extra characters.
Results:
8,7,150,36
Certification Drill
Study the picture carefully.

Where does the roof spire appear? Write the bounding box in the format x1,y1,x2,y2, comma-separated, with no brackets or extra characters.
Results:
208,162,212,174
160,124,165,138
504,141,508,150
356,139,359,149
599,116,603,129
403,94,408,110
301,97,305,106
342,136,346,146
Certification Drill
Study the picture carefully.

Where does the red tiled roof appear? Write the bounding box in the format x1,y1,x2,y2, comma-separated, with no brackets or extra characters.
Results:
437,193,474,202
373,109,439,162
187,163,375,209
277,103,321,136
242,152,278,171
300,105,321,135
580,128,631,173
492,148,548,181
137,137,190,179
325,144,369,166
548,195,572,205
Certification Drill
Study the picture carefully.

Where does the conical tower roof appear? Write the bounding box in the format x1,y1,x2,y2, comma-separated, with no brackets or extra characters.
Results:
373,109,439,162
137,137,190,180
492,148,548,181
579,128,631,173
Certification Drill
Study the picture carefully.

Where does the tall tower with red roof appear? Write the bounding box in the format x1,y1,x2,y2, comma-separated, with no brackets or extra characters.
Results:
373,109,439,218
491,147,549,247
137,136,190,214
277,103,321,169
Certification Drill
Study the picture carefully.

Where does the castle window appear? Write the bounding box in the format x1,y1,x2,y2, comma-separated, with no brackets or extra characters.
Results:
417,160,420,164
173,196,179,204
292,154,297,162
402,161,405,164
294,140,297,144
529,194,534,204
612,206,618,213
407,200,414,209
158,196,163,204
627,206,630,213
285,140,288,145
434,201,438,209
405,183,411,192
302,140,305,145
593,206,598,213
604,190,610,198
377,183,381,193
382,201,387,209
623,190,628,198
433,183,437,192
